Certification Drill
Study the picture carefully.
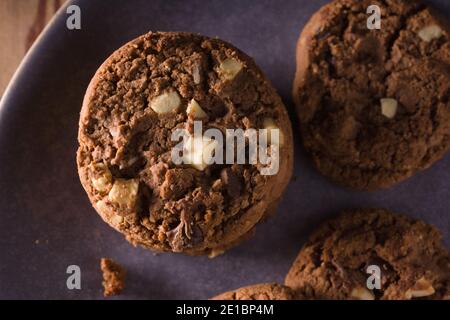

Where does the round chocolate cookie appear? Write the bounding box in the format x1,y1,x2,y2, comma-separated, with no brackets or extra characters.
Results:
285,209,450,300
211,283,295,300
77,32,293,255
293,0,450,190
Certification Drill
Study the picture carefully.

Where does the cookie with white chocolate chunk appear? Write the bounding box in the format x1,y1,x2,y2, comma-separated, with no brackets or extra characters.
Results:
285,209,450,300
211,283,297,300
293,0,450,190
77,32,293,255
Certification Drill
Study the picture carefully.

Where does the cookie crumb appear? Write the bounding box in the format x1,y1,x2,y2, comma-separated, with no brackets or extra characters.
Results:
100,258,126,297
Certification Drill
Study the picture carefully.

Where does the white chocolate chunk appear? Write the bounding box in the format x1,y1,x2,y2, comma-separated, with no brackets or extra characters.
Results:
150,90,181,114
109,126,119,139
187,99,207,119
418,25,443,42
91,162,113,193
111,214,124,226
218,58,243,80
405,277,435,299
95,200,123,226
208,248,226,259
183,136,219,171
350,287,375,300
263,118,285,146
95,200,110,216
192,65,201,84
108,179,139,208
381,98,398,119
92,176,111,193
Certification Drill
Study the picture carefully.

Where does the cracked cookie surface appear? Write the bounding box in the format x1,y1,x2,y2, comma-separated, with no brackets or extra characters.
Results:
285,208,450,300
77,32,293,255
293,0,450,190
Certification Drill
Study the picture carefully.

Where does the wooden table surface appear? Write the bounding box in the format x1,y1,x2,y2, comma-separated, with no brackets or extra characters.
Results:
0,0,66,97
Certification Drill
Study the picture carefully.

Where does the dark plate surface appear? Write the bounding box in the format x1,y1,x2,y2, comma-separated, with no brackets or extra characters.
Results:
0,0,449,299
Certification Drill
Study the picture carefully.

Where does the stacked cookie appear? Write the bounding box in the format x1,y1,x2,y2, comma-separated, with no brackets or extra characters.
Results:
76,0,450,299
77,32,293,256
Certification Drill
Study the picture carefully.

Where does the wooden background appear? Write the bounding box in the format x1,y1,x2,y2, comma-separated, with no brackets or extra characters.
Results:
0,0,66,97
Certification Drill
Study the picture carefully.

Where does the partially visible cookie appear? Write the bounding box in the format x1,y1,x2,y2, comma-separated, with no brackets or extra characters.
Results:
211,283,295,300
100,258,126,297
293,0,450,190
285,209,450,300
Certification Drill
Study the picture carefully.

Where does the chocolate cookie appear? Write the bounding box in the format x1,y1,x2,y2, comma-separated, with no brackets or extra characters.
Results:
211,283,295,300
285,209,450,300
293,0,450,190
77,32,293,255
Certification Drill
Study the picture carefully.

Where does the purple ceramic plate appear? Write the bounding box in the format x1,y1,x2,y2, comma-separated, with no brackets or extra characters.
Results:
0,0,449,299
